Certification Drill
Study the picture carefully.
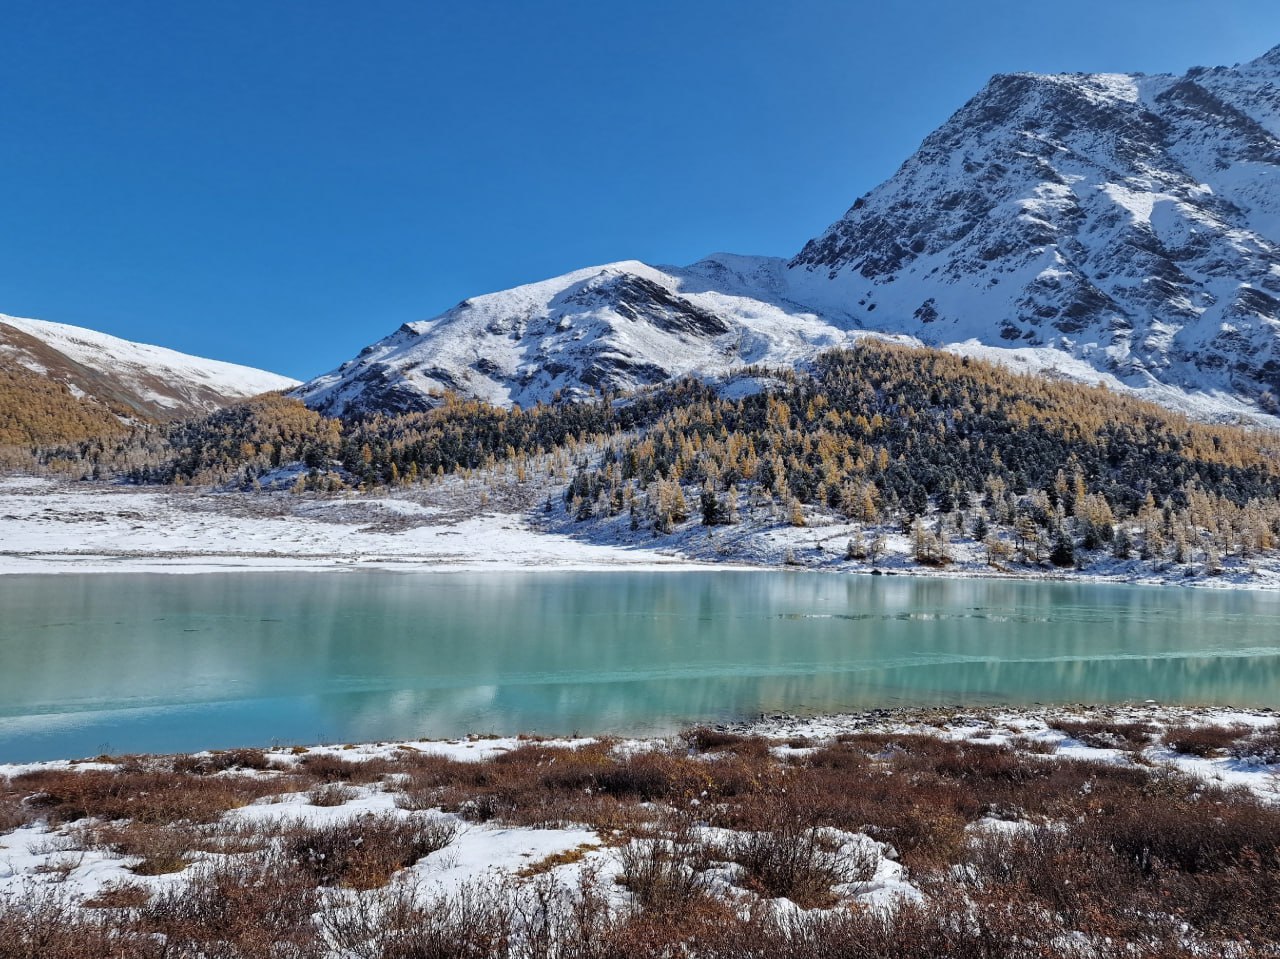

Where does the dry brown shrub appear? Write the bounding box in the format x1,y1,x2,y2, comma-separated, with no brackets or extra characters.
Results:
682,727,771,757
74,820,196,875
1162,724,1250,757
1008,735,1058,755
616,834,710,914
282,812,457,889
141,853,322,959
298,752,385,783
306,782,358,807
725,826,873,908
321,880,518,959
0,790,29,834
1084,788,1280,876
81,880,151,909
1228,726,1280,765
0,890,161,959
1051,718,1157,750
14,768,284,825
171,747,271,775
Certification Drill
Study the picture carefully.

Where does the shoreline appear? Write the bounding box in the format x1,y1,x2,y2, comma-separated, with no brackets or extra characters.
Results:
4,475,1280,589
1,550,1277,592
5,702,1277,775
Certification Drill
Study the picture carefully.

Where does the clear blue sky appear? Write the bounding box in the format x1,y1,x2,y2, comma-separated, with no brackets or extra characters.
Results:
3,0,1278,379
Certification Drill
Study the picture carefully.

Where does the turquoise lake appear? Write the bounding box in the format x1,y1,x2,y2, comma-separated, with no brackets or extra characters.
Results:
1,570,1278,762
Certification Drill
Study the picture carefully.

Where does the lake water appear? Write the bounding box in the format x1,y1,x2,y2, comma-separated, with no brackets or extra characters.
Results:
1,570,1278,762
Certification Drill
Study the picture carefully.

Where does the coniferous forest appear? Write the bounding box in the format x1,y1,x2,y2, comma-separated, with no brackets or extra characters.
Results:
7,341,1280,573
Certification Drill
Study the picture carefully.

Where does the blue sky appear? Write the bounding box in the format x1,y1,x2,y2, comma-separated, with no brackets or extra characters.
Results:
3,1,1279,379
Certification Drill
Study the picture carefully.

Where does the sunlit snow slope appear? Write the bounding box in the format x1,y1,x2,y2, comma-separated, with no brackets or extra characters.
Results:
0,314,298,422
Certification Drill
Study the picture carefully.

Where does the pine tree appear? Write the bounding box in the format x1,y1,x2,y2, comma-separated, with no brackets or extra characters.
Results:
1050,531,1076,567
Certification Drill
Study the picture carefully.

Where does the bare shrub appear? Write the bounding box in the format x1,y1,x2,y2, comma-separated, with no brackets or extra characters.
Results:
307,782,358,807
14,768,283,825
1008,735,1058,755
75,820,196,875
171,747,270,775
724,822,876,908
142,853,322,958
0,796,28,834
1084,789,1280,876
592,750,705,802
82,880,151,909
1050,719,1156,750
1228,726,1280,765
1162,724,1249,757
616,837,708,914
283,813,458,889
298,752,381,783
322,881,515,959
683,727,770,756
0,889,161,959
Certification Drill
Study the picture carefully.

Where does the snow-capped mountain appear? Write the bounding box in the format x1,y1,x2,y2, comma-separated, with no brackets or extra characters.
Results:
0,313,298,422
790,45,1280,413
296,255,854,417
299,45,1280,423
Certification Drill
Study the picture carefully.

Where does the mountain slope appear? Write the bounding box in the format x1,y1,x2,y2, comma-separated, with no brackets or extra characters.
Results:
295,256,853,417
0,314,298,440
299,45,1280,424
789,46,1280,412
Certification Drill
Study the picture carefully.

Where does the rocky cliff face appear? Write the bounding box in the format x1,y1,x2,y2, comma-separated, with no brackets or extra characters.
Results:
789,46,1280,411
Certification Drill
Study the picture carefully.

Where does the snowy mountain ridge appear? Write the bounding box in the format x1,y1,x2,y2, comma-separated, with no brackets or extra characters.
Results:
0,313,299,422
300,44,1280,423
789,46,1280,413
296,255,861,416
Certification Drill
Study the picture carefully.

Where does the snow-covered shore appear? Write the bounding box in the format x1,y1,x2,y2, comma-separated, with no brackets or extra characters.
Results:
0,477,707,575
3,475,1279,590
1,704,1277,924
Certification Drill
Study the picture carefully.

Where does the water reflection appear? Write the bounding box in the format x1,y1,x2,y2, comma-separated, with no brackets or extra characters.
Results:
0,571,1278,760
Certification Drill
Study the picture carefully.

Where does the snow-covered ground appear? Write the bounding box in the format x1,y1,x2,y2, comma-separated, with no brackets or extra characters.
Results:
1,706,1275,914
731,703,1280,800
3,474,1279,590
0,476,704,575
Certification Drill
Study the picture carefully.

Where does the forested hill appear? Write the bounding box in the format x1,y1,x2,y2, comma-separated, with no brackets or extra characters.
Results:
25,340,1280,538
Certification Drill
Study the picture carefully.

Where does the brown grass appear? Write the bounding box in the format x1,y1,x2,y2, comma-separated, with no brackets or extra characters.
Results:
515,841,601,878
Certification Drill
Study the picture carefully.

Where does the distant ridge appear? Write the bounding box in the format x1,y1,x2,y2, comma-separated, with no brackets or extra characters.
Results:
0,313,297,445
